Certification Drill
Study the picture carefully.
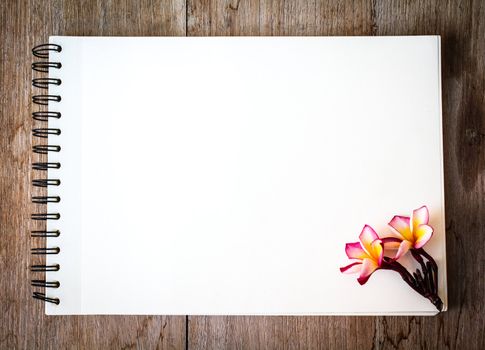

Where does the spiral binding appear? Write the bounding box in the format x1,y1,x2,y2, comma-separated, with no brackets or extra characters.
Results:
32,78,62,89
32,61,62,73
31,247,60,254
32,44,62,58
33,292,60,305
33,145,61,154
32,111,61,121
32,162,61,170
31,230,60,238
32,196,61,203
31,264,60,272
32,94,61,105
32,179,61,187
31,280,60,288
31,212,60,220
32,128,61,138
31,43,62,305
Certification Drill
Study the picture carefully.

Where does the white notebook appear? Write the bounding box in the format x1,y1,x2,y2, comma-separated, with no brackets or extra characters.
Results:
31,36,447,315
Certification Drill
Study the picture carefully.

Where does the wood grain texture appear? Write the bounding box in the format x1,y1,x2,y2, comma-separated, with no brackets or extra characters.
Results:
186,1,485,349
1,0,484,349
0,0,186,349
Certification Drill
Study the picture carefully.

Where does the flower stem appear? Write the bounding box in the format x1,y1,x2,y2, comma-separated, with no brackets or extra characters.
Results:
381,256,443,312
411,248,443,311
381,258,421,294
415,248,439,292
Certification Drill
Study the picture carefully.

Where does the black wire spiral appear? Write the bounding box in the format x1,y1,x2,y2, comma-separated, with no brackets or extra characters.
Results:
31,43,62,305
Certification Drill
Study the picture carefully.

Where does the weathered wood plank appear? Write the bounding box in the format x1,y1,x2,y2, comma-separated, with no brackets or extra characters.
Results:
186,1,485,349
1,0,484,349
373,1,485,348
0,0,186,349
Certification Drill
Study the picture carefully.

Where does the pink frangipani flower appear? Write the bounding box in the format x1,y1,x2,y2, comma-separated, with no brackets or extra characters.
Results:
385,205,434,259
340,225,383,285
340,205,443,311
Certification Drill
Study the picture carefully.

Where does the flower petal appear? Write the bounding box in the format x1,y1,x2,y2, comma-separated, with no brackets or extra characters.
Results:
381,237,402,249
414,224,433,248
370,239,383,266
345,242,368,260
340,261,362,274
412,206,429,232
357,258,379,285
389,215,413,241
359,225,379,255
394,240,412,259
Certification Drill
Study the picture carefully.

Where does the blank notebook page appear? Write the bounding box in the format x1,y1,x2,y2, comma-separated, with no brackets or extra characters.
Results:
46,36,446,315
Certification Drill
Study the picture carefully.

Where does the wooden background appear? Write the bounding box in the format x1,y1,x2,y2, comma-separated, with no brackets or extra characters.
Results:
1,0,484,349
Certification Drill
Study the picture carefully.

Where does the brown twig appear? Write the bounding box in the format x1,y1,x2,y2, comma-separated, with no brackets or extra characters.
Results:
381,253,443,312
